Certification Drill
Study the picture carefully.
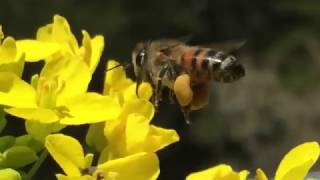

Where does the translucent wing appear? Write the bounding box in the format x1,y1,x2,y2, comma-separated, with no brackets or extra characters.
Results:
202,40,246,53
152,35,192,54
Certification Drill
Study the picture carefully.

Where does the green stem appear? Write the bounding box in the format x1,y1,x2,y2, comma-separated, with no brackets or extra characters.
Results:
26,149,48,180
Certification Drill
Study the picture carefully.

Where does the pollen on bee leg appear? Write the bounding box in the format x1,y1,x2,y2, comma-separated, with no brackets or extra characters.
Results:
173,74,193,107
190,82,211,110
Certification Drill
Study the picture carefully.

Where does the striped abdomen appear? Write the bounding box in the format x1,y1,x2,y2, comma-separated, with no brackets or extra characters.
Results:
178,47,245,82
179,48,224,78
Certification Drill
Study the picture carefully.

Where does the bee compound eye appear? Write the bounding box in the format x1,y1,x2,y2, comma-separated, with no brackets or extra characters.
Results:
135,50,146,67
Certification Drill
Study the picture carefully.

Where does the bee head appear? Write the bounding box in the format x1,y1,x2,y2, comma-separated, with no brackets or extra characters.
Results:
216,55,245,82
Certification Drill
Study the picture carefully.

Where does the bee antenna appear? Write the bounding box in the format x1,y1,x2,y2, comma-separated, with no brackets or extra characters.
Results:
105,62,131,72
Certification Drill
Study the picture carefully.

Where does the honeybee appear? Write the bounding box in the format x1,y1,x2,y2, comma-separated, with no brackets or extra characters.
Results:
132,39,245,123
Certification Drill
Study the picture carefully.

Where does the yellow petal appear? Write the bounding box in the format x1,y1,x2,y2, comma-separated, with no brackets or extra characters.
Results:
89,35,104,72
118,99,155,122
5,107,59,123
0,52,24,77
16,40,61,62
144,125,179,152
97,152,159,180
186,164,247,180
80,30,91,69
102,120,126,161
25,121,65,142
274,142,320,180
59,93,120,125
124,82,153,101
36,24,53,42
0,37,17,64
126,113,150,153
40,56,91,99
256,169,268,180
105,60,126,85
0,72,37,108
52,15,78,52
45,134,86,176
56,174,95,180
80,31,104,73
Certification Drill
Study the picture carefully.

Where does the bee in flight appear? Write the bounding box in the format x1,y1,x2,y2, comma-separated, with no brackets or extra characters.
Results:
132,38,245,123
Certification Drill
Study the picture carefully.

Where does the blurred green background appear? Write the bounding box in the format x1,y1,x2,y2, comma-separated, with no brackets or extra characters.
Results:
1,0,320,179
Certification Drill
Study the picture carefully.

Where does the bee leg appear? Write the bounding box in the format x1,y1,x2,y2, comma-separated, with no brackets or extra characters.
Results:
167,61,178,104
136,69,148,97
168,90,176,104
190,82,211,110
154,78,163,110
135,76,142,97
181,106,191,124
154,64,170,109
173,74,193,124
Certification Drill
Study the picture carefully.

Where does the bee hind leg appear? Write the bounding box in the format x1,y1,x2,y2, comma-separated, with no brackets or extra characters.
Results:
168,90,176,104
152,76,164,110
181,106,191,124
173,74,193,124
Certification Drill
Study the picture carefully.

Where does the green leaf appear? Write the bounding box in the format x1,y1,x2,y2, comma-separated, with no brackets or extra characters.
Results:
30,74,39,89
3,146,38,168
0,108,6,133
0,168,21,180
0,136,15,152
0,118,6,134
15,135,43,153
85,123,106,152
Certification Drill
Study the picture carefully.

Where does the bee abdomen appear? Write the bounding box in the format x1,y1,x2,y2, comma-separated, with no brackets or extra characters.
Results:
204,50,227,71
180,48,228,75
180,48,201,71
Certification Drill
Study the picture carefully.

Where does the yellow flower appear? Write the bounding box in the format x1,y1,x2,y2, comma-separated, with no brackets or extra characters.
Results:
186,164,249,180
15,39,61,62
45,134,159,180
87,60,178,161
255,142,320,180
35,14,104,73
274,141,320,180
186,142,320,180
98,98,179,162
86,60,154,152
0,56,120,140
0,25,63,76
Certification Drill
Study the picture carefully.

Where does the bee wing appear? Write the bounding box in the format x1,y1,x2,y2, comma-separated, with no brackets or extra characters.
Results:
202,40,246,53
158,35,192,44
155,35,192,52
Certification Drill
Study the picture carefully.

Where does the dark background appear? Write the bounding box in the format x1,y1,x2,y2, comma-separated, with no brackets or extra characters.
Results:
1,0,320,179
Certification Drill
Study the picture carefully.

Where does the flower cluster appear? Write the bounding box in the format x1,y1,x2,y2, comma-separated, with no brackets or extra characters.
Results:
187,142,320,180
0,14,319,180
0,14,179,180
